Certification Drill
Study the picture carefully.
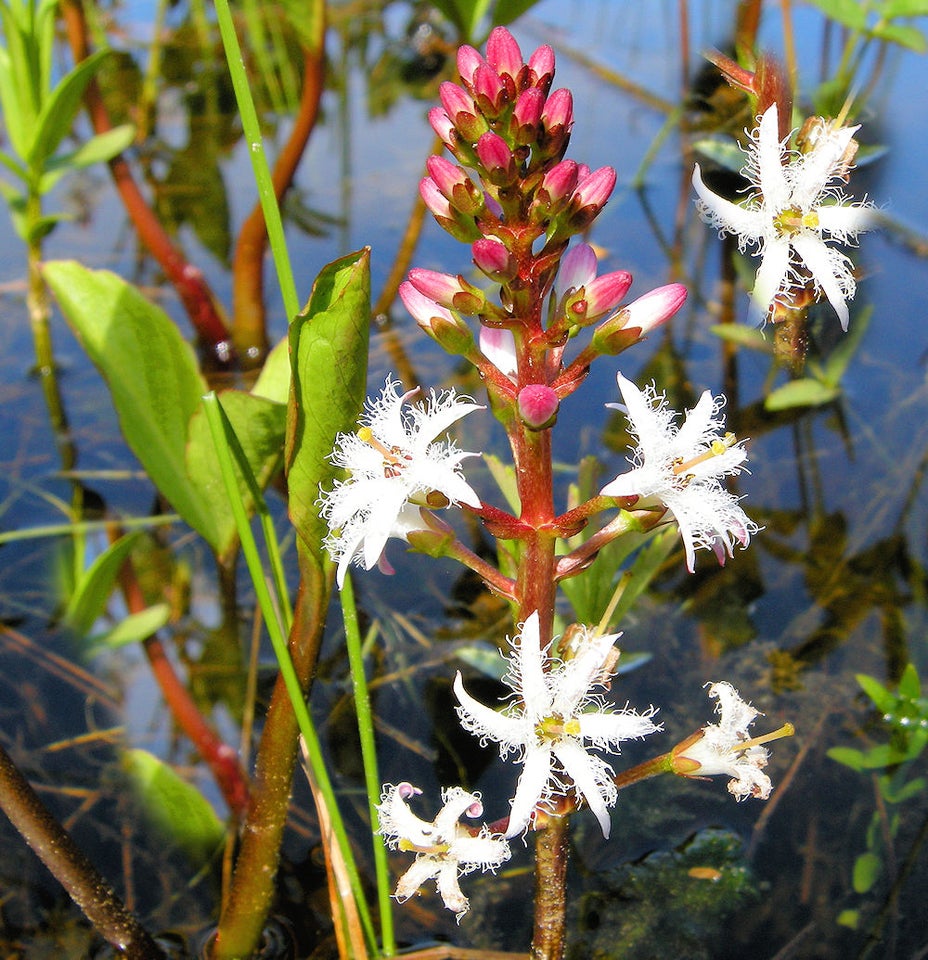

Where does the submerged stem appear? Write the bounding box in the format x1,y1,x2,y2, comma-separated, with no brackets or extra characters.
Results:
0,741,168,959
532,816,569,960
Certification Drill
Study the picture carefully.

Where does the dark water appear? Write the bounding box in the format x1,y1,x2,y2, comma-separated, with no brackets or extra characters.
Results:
1,1,927,957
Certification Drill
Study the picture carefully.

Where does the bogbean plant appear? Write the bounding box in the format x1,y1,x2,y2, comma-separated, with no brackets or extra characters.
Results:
315,27,798,956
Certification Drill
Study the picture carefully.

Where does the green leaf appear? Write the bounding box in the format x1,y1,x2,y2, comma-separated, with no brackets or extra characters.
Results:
0,149,28,182
41,124,136,193
856,672,893,711
852,851,881,894
883,776,926,804
710,323,772,351
826,746,867,771
870,20,927,50
881,0,928,15
63,531,142,635
122,748,224,863
251,334,291,404
88,603,171,651
837,909,859,929
186,390,287,560
898,662,921,701
286,248,371,572
764,378,840,411
484,452,521,513
804,0,868,30
492,0,544,26
43,261,217,541
28,49,111,169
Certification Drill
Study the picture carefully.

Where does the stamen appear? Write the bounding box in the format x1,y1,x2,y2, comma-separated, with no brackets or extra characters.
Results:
734,721,795,754
672,433,738,476
358,426,406,467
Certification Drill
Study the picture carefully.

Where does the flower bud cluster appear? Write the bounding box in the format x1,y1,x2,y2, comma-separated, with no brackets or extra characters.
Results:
407,26,687,408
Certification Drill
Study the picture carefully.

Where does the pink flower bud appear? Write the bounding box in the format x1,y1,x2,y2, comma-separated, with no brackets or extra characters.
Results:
439,81,476,121
428,107,455,144
541,88,573,131
558,243,598,292
479,326,518,377
513,88,544,131
585,271,634,319
476,131,514,180
407,268,462,307
518,384,559,429
621,283,688,334
399,281,454,327
472,238,514,279
457,45,485,86
572,166,616,210
528,45,555,90
419,177,451,219
540,159,579,205
472,63,504,107
486,26,523,79
426,155,468,198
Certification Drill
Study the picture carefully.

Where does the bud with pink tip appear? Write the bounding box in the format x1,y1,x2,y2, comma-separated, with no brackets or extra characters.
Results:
619,283,688,334
479,326,518,378
399,282,476,356
512,88,545,144
486,26,524,82
426,155,484,216
472,63,505,114
472,238,515,281
571,166,616,211
528,45,555,92
518,384,560,429
407,268,463,307
532,160,579,219
420,177,452,220
428,107,456,147
584,271,634,322
476,131,516,186
457,44,486,87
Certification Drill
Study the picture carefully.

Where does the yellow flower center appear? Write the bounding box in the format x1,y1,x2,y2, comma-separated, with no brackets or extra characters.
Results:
774,205,819,236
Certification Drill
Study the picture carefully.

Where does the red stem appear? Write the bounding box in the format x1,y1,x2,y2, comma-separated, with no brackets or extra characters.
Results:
60,0,232,361
117,556,250,818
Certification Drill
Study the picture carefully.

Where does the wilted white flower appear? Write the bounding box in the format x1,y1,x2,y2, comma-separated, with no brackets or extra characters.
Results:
601,373,756,572
671,681,794,800
693,103,875,329
453,611,660,838
319,377,483,586
377,782,510,921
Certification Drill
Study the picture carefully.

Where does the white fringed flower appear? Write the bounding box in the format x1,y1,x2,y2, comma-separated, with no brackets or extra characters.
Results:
693,103,875,329
601,373,756,572
377,782,511,921
671,682,793,800
453,611,660,839
319,377,483,587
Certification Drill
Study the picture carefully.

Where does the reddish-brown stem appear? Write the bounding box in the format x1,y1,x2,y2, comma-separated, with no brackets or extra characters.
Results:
60,0,231,361
212,566,328,960
231,26,327,362
117,554,250,818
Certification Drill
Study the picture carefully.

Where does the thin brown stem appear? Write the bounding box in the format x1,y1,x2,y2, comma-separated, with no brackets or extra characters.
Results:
231,17,327,362
0,741,168,959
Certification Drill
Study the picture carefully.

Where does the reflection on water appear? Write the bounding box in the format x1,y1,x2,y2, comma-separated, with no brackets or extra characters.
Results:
1,0,927,957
